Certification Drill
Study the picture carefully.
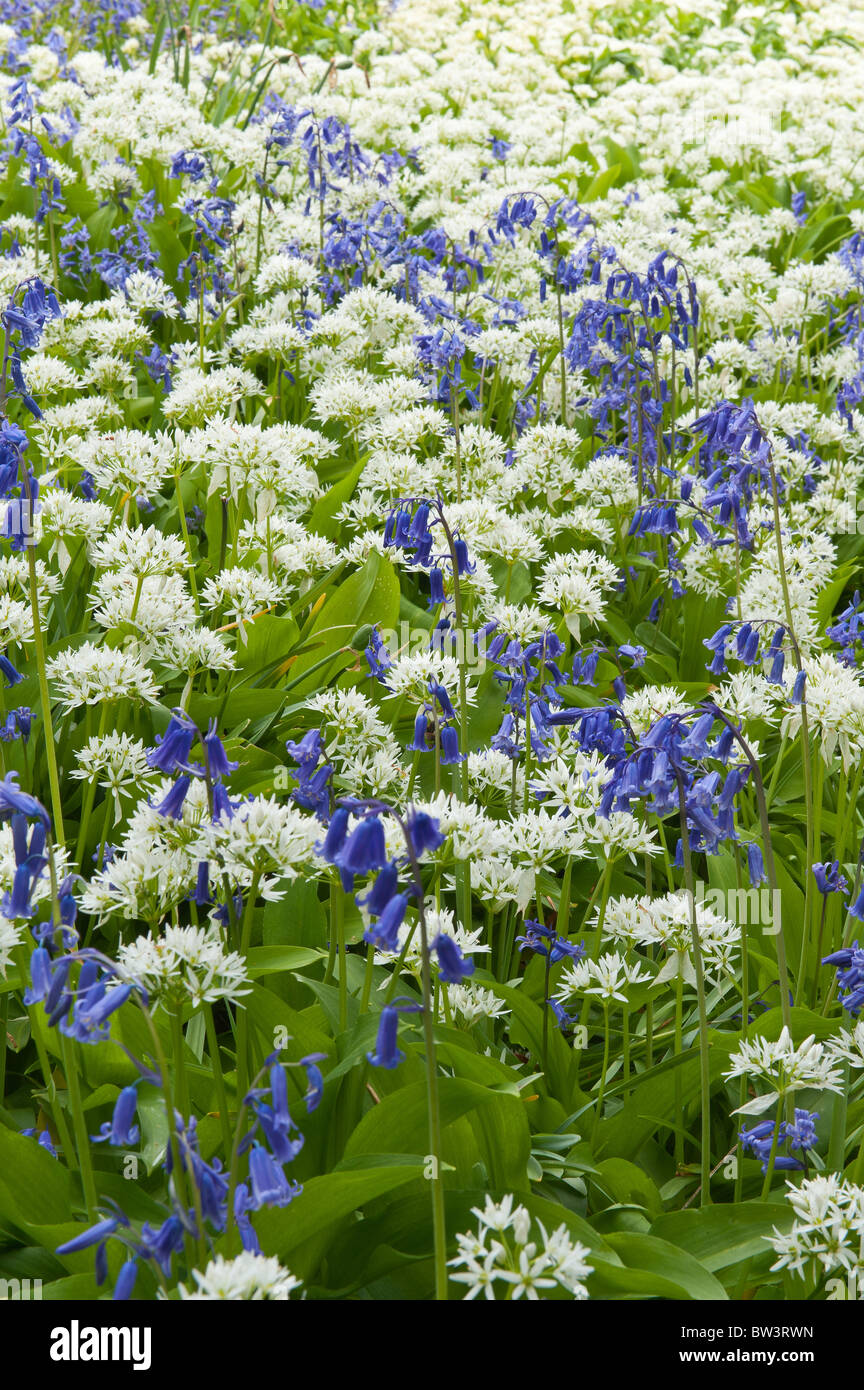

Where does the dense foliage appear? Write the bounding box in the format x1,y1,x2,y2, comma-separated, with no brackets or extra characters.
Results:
1,0,864,1302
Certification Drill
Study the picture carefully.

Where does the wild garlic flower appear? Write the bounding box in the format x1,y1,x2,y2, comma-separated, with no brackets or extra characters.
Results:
71,732,157,820
89,524,188,578
0,917,24,975
449,1195,592,1301
116,923,251,1009
448,983,512,1027
80,843,193,927
199,567,282,641
556,952,652,1006
47,642,160,712
768,1176,864,1283
725,1028,845,1115
177,1252,302,1300
626,890,739,985
827,1020,864,1070
197,796,320,890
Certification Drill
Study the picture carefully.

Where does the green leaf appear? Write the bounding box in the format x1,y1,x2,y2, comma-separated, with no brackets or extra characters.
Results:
651,1202,794,1272
252,1160,426,1278
283,552,399,696
343,1076,520,1162
598,1231,728,1300
308,455,367,539
246,946,325,978
0,1127,73,1229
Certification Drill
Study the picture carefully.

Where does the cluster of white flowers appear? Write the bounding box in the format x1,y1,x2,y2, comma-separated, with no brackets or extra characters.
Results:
449,1195,593,1300
769,1177,864,1286
177,1252,302,1300
116,923,251,1008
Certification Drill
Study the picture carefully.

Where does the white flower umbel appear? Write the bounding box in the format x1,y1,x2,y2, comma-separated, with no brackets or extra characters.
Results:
556,951,652,1006
768,1176,864,1284
725,1027,845,1116
116,923,251,1009
0,917,24,975
449,1195,592,1301
177,1252,302,1300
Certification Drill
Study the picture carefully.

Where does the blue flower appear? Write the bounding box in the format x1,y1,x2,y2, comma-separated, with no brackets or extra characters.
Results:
91,1085,140,1146
356,860,399,915
432,933,474,983
0,771,50,826
299,1054,326,1113
746,843,765,887
153,773,192,820
317,804,350,862
366,892,409,952
367,999,421,1069
822,940,864,1015
203,720,238,777
813,861,848,896
338,815,387,875
248,1143,301,1208
0,654,23,687
406,808,445,856
56,1216,124,1254
146,710,197,773
113,1261,138,1302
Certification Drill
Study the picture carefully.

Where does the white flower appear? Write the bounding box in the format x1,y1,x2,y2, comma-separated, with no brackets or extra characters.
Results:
768,1176,864,1282
725,1028,845,1115
556,952,652,1005
178,1252,302,1300
449,1196,592,1301
0,917,23,976
46,643,160,712
117,923,251,1008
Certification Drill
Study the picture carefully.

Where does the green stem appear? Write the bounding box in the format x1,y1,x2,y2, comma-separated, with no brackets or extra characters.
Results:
22,471,64,844
61,1034,98,1220
204,1002,233,1160
678,778,712,1206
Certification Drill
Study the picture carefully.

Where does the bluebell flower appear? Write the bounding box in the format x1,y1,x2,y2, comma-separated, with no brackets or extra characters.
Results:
812,861,848,896
317,805,350,862
822,940,864,1015
356,860,399,915
0,771,50,826
1,858,45,919
406,808,445,856
546,997,579,1031
746,842,766,887
366,892,409,952
233,1185,261,1253
57,1216,125,1254
21,1126,57,1157
439,725,465,764
408,711,431,751
147,710,198,773
339,815,387,875
432,933,475,983
0,654,23,687
248,1143,302,1208
153,774,192,820
113,1261,138,1302
367,999,422,1069
139,1215,185,1277
517,921,586,964
299,1053,326,1113
91,1085,140,1146
203,721,238,778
